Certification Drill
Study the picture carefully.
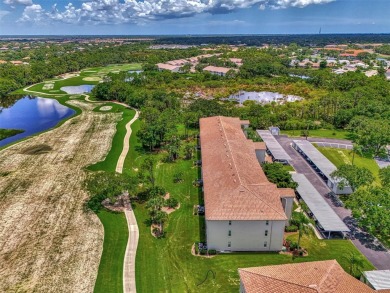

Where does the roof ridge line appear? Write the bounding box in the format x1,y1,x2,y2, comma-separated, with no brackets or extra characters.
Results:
317,260,339,289
219,116,243,185
240,269,318,292
241,184,287,219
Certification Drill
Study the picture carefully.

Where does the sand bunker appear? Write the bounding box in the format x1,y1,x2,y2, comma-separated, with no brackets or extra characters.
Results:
99,106,113,111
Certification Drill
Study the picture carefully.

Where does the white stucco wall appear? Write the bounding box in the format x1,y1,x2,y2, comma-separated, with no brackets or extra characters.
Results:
206,220,286,251
281,197,293,222
255,149,266,163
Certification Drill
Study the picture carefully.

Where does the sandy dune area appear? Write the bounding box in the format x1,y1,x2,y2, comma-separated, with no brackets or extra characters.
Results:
0,100,120,292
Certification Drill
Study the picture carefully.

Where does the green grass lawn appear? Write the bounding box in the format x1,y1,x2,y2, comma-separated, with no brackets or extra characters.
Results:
86,103,136,293
0,128,24,140
282,129,351,140
123,127,374,292
23,63,142,95
316,146,380,184
88,106,135,173
94,210,128,293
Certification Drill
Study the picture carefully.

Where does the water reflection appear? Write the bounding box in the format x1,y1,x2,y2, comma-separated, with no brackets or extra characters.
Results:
60,85,95,94
0,96,75,147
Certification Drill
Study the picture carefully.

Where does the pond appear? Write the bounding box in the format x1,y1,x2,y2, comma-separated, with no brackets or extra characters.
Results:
60,85,95,94
228,91,303,105
0,96,75,147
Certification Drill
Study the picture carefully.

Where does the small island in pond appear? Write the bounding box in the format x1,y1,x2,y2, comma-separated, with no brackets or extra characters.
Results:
0,129,24,141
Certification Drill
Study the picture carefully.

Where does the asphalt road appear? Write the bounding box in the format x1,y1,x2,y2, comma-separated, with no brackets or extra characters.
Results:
274,135,390,270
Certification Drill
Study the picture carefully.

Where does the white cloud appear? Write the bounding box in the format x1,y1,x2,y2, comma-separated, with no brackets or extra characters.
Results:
3,0,33,6
0,10,10,20
18,0,336,25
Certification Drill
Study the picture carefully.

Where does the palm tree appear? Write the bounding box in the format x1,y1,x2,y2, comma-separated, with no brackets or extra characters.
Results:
146,197,164,223
344,251,365,277
350,144,362,165
154,210,168,235
293,212,313,255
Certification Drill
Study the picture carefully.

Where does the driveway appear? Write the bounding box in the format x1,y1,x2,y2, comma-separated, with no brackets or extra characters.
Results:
274,135,390,270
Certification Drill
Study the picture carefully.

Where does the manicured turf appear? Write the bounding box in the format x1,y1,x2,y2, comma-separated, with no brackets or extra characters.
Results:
88,106,135,172
124,127,374,292
0,128,24,140
24,63,142,95
316,146,380,184
94,210,128,293
282,129,351,140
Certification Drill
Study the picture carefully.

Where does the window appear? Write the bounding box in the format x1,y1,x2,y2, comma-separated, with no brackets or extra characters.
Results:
228,230,231,237
264,241,267,247
265,230,268,236
228,220,232,225
228,241,231,248
266,220,269,226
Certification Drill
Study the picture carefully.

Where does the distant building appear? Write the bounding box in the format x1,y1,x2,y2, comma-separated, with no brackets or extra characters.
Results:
203,65,236,76
156,63,181,73
200,116,294,252
239,260,376,293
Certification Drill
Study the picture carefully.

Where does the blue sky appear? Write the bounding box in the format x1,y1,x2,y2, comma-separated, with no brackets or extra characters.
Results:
0,0,388,35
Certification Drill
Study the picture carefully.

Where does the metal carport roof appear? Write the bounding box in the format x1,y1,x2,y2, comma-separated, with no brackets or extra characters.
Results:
291,173,350,232
257,130,291,162
292,140,337,179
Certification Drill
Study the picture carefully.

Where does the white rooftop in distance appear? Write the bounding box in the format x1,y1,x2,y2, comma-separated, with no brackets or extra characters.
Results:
257,130,291,162
291,173,350,232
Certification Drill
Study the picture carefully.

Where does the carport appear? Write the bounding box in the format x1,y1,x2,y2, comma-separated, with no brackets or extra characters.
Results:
257,130,291,164
291,173,350,239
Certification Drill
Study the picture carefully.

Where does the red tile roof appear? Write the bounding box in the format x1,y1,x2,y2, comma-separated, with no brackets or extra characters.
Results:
200,116,293,221
239,260,375,293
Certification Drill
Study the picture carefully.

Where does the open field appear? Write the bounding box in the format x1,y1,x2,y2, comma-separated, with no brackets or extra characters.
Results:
114,124,375,292
282,129,351,140
316,146,381,184
0,99,122,292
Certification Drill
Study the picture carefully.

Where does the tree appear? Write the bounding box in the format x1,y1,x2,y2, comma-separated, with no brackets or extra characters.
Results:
261,163,298,189
140,157,157,187
344,251,365,277
345,187,390,239
291,211,312,257
330,164,374,192
84,172,137,212
349,117,390,157
379,166,390,188
184,143,195,160
319,60,327,69
154,210,168,235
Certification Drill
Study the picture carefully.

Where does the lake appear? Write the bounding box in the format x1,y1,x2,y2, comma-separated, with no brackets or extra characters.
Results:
0,96,75,147
60,85,95,94
228,91,303,105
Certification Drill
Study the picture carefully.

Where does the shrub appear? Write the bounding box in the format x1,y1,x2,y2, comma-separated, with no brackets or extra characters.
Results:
289,241,298,250
208,249,217,255
200,249,207,255
194,242,199,254
285,225,298,232
165,197,179,208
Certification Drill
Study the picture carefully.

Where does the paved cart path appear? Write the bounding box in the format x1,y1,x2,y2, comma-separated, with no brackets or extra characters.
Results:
275,135,390,270
112,106,139,293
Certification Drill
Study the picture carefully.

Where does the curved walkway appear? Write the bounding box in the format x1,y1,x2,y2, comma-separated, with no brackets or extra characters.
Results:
112,106,139,293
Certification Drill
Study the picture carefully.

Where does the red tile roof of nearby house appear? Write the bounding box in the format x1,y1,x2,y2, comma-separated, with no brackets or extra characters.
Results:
239,260,375,293
200,116,293,221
